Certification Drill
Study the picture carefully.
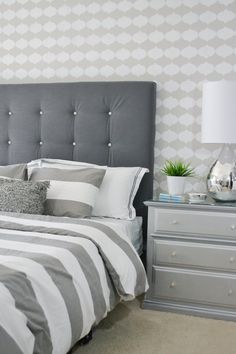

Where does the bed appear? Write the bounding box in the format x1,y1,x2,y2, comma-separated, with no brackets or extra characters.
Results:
0,81,156,354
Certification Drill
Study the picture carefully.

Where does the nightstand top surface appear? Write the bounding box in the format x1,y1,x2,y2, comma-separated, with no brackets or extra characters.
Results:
145,198,236,213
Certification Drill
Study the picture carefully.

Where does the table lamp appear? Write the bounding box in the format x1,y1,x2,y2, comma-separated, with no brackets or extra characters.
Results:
202,80,236,201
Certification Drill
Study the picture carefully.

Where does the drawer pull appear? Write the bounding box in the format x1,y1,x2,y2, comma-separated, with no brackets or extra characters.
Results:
231,225,236,230
169,281,176,288
230,257,235,263
171,251,176,257
171,220,178,225
228,289,233,296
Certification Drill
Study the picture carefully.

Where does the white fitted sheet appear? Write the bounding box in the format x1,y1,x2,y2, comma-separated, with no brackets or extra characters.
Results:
90,216,143,255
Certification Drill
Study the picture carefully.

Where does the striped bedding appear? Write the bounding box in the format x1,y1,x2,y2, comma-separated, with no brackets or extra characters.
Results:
0,212,148,354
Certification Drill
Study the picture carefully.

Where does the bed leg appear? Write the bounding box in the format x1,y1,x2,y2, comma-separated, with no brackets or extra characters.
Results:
79,329,93,346
67,329,93,353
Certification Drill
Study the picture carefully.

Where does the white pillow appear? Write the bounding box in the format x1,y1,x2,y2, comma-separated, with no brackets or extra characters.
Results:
27,159,148,220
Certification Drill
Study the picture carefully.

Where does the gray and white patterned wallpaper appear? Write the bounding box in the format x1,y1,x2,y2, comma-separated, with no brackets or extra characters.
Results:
0,0,236,195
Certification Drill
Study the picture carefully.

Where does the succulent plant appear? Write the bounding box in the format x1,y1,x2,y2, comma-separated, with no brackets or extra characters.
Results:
161,160,195,177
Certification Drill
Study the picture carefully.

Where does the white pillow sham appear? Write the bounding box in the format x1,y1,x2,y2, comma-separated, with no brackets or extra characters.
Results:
27,159,148,220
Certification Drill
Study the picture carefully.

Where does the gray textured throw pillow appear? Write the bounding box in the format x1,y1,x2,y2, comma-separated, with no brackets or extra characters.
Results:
0,178,50,214
0,164,27,180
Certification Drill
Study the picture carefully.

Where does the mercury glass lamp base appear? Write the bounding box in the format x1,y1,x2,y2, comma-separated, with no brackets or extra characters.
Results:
207,144,236,202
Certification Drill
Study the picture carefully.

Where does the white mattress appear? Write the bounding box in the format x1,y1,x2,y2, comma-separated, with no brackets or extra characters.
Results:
90,216,143,255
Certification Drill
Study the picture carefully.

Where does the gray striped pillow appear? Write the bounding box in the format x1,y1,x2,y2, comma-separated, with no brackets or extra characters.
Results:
30,167,106,218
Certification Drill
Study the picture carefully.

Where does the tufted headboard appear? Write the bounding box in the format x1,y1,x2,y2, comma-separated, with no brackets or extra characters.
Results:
0,81,156,235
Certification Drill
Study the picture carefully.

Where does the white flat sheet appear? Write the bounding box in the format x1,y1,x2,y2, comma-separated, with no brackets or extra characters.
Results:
90,216,143,255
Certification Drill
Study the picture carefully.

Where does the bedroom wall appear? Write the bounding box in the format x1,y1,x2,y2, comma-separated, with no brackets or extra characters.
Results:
0,0,236,195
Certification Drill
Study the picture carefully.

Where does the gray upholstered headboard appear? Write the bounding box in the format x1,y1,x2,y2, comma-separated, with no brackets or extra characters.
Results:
0,81,156,233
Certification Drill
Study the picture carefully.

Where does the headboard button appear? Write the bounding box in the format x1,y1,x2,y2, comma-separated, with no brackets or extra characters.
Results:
8,111,12,116
8,140,11,145
73,111,77,116
108,142,112,147
39,111,43,115
72,142,76,146
108,111,112,116
39,141,43,145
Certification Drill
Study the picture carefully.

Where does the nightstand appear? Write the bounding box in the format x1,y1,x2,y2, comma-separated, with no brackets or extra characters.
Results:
143,199,236,321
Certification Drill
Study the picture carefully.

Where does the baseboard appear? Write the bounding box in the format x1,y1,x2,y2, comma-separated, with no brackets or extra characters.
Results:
142,299,236,322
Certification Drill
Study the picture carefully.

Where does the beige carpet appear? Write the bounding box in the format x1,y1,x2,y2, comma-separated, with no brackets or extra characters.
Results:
73,297,236,354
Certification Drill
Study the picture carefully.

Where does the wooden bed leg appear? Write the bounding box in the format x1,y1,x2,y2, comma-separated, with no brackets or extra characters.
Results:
79,329,93,346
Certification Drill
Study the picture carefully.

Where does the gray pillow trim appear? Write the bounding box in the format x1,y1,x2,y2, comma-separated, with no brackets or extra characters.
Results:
128,167,143,219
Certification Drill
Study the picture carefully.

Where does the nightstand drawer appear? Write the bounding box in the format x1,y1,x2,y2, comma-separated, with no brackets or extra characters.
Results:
153,267,236,307
154,239,236,271
154,208,236,237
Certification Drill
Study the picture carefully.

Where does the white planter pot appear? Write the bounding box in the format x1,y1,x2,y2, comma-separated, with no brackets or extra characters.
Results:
167,176,186,195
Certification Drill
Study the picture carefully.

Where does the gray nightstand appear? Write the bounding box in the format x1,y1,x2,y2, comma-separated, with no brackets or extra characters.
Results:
143,199,236,321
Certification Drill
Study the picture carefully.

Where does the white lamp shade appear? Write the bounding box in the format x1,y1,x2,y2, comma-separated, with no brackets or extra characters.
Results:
201,81,236,143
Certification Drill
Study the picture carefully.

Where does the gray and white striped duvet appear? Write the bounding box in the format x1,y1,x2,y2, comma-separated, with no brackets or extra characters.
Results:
0,212,148,354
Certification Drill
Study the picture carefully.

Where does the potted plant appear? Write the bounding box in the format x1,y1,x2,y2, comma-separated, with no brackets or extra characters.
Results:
161,160,195,195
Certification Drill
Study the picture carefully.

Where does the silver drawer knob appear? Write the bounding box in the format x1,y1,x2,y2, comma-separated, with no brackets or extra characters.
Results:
171,220,178,225
231,225,236,230
171,251,176,257
228,289,233,296
170,281,176,288
230,257,235,263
